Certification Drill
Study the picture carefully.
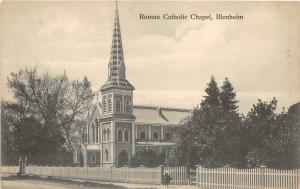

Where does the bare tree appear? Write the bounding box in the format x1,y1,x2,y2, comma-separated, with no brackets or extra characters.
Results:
7,68,94,154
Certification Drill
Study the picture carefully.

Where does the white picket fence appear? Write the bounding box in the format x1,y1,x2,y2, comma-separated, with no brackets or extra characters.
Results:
0,166,19,174
0,165,189,185
1,165,162,184
1,165,299,188
196,166,300,189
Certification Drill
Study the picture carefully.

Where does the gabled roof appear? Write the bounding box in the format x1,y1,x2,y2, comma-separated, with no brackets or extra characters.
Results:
89,102,191,125
133,105,191,125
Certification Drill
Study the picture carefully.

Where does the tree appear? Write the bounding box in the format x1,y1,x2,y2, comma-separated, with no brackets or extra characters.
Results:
175,76,299,169
176,76,226,167
203,76,220,107
1,101,18,165
131,149,158,167
6,68,94,164
63,120,88,154
284,102,300,168
220,78,238,114
1,99,47,164
175,77,245,168
262,103,300,169
219,78,242,167
243,98,279,168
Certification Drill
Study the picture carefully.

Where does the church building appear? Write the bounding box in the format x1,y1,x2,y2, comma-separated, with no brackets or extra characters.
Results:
78,2,191,167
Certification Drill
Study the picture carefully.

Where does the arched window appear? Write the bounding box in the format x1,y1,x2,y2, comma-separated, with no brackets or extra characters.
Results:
105,149,109,162
107,129,110,141
118,129,123,142
116,99,121,113
165,133,171,141
103,129,107,141
91,153,96,163
118,151,128,167
92,124,95,143
139,132,146,140
98,126,101,142
108,95,112,113
124,129,129,142
103,96,107,113
152,132,159,141
125,99,131,114
95,122,98,143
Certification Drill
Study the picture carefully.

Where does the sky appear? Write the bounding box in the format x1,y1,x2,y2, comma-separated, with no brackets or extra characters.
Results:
0,1,300,114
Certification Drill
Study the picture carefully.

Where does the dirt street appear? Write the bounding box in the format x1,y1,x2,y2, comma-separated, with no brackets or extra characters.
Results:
1,175,198,189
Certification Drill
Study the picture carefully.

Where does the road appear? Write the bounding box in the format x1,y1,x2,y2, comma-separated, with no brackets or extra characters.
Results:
1,175,198,189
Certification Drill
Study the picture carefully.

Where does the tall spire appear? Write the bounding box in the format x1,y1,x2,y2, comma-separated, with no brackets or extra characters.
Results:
108,0,125,80
101,1,134,91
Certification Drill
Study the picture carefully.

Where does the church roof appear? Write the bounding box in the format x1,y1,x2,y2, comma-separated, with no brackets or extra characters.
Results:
133,105,191,125
101,79,134,91
90,102,191,126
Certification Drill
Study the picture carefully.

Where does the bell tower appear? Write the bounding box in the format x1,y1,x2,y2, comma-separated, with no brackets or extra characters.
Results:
99,1,135,167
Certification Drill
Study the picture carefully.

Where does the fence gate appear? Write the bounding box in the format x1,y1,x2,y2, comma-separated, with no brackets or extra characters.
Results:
163,166,189,185
189,167,197,185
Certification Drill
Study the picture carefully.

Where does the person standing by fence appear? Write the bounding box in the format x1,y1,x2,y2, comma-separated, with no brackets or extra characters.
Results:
163,171,172,188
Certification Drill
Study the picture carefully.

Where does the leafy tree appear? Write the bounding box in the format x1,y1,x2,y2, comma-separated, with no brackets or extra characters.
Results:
242,98,278,167
262,103,300,169
131,149,158,167
1,101,18,165
157,152,166,165
64,120,88,155
130,149,169,167
5,67,94,164
285,102,300,168
164,145,181,166
175,76,299,169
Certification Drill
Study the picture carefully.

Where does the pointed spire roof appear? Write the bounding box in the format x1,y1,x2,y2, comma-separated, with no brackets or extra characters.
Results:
101,1,134,91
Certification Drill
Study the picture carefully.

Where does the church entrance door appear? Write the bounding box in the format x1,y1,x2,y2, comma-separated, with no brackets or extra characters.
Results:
118,151,128,167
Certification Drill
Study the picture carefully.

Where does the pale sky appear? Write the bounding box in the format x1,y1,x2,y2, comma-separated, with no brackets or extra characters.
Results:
0,1,300,114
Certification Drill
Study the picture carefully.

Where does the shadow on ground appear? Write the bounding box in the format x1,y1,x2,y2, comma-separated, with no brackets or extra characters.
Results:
1,174,154,189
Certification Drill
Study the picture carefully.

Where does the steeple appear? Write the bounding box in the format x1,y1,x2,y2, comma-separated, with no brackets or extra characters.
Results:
101,1,134,91
109,1,125,79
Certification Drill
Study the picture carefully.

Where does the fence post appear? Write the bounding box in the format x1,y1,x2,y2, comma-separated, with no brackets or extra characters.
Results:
110,165,114,185
60,166,62,177
77,166,78,178
187,164,191,185
18,157,22,176
196,165,200,188
124,165,128,182
160,165,164,185
260,165,266,189
86,166,89,179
